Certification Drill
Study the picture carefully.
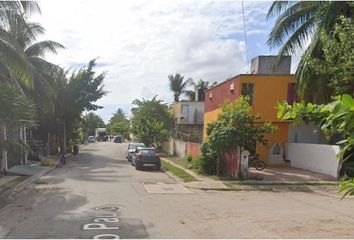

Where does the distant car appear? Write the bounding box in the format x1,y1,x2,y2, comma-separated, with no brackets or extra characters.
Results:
113,135,123,143
131,147,161,170
126,143,145,161
87,136,95,143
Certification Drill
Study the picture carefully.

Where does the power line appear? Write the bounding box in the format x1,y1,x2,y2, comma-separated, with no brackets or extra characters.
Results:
241,0,249,65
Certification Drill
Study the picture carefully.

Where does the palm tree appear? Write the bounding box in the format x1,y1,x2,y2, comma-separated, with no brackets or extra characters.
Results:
0,1,42,90
184,79,217,101
168,73,192,102
0,83,36,171
267,1,354,103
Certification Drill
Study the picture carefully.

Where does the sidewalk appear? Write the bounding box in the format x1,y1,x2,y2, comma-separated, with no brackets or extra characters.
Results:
161,157,228,190
160,157,340,195
0,163,55,201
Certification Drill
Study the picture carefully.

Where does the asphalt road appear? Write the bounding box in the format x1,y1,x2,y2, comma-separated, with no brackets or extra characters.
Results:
0,142,354,239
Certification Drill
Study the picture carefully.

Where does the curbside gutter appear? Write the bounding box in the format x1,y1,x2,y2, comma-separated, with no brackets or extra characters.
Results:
160,157,229,190
0,166,55,200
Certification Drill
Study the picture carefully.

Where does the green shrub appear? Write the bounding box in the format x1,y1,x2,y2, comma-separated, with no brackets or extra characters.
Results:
185,154,193,162
195,142,218,175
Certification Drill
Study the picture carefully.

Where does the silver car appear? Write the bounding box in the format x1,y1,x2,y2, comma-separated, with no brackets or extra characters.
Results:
87,136,95,143
126,143,145,161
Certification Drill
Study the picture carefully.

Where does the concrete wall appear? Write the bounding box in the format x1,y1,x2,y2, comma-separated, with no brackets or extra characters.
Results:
163,140,201,159
161,140,174,156
288,124,326,144
186,142,201,158
251,56,291,74
175,139,187,158
173,101,205,124
286,143,341,178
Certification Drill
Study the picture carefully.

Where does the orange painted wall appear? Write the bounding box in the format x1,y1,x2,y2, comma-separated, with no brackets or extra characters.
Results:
203,74,294,163
203,108,221,139
255,122,290,164
186,142,201,158
240,75,295,122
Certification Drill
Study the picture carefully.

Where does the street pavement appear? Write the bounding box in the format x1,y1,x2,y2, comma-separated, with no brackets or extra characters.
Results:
0,142,353,239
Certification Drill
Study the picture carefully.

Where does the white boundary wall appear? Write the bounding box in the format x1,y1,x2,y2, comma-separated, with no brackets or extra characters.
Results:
175,140,187,158
286,143,341,178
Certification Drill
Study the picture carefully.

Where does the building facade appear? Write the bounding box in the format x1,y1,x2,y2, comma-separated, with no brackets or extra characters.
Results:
204,56,295,165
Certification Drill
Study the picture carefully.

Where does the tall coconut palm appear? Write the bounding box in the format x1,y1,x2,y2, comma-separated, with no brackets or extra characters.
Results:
168,73,192,102
267,1,354,103
0,11,64,94
0,1,41,90
184,79,217,101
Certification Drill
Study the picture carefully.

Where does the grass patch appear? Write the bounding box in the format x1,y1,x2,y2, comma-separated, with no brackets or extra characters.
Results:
161,160,197,182
224,181,339,187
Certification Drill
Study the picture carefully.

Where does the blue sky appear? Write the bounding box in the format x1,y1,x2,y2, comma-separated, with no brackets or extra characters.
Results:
33,0,289,123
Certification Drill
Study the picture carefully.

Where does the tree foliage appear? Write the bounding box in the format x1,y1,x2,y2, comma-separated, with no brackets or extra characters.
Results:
201,96,277,176
107,108,130,140
184,79,217,101
304,16,354,98
277,94,354,198
168,73,192,102
82,113,105,137
131,96,174,146
267,1,354,103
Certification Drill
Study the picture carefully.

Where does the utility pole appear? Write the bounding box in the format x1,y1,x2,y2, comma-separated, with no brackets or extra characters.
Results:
1,125,7,172
63,120,67,153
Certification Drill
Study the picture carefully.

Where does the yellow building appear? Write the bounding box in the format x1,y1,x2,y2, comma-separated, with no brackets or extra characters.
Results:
204,56,295,165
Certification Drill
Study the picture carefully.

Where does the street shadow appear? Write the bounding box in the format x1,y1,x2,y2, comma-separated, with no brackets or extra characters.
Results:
3,186,148,239
51,150,131,183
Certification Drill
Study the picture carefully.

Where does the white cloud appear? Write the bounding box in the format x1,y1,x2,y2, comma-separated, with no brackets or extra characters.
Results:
31,0,271,121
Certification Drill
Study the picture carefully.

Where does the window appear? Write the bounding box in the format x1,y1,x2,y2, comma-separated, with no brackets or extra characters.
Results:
241,83,254,105
287,83,296,105
181,104,189,121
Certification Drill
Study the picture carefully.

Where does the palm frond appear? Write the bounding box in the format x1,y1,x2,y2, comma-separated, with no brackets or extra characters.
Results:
25,40,64,57
266,1,290,19
267,2,318,49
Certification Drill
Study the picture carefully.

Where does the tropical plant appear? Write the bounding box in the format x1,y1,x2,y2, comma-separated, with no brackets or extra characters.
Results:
277,94,354,198
184,79,217,101
0,84,36,170
201,96,277,176
107,108,130,140
82,112,105,137
168,73,192,102
131,96,174,146
304,16,354,97
267,1,354,103
0,3,63,94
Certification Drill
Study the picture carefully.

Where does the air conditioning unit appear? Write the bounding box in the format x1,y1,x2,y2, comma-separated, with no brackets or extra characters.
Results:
209,92,213,100
230,83,234,91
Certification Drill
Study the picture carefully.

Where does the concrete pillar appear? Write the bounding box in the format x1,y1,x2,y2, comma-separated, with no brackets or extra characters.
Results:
1,125,7,172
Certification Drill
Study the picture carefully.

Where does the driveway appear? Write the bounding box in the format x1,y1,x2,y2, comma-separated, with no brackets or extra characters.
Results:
249,166,337,181
0,142,353,238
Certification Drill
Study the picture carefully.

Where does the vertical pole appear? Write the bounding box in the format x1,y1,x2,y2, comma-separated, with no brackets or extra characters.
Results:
63,120,67,153
24,125,27,164
20,125,23,165
47,132,50,157
1,125,7,172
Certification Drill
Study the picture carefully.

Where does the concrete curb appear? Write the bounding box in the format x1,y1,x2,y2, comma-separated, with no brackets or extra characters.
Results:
12,166,56,193
160,158,229,190
160,157,204,181
0,166,55,199
160,167,184,184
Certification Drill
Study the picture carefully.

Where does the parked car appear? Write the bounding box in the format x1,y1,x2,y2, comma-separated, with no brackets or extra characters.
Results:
126,143,145,161
131,147,161,170
87,136,95,143
113,135,123,143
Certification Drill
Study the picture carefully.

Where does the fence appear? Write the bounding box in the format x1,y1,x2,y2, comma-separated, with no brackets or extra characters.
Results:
286,143,341,178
